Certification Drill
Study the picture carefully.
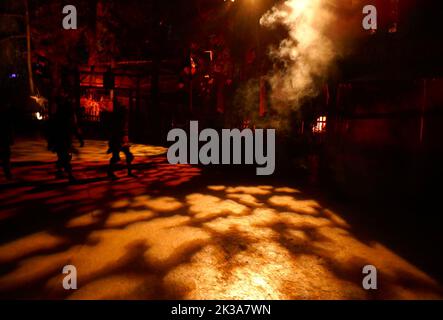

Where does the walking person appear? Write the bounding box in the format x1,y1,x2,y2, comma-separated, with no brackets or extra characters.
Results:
48,89,82,183
0,102,14,181
106,96,135,179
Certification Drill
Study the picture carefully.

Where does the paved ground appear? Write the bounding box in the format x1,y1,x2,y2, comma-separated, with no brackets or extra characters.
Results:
0,139,442,299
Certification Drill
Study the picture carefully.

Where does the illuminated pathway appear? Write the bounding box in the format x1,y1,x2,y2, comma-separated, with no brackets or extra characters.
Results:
0,139,442,299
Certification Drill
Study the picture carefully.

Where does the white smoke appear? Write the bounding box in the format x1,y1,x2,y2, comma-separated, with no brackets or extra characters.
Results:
260,0,338,111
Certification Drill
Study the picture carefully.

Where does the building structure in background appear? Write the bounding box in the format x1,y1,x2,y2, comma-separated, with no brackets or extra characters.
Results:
322,0,443,199
1,0,443,199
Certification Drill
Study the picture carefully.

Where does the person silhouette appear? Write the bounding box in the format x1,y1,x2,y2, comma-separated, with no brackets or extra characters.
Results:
48,89,82,183
105,96,134,179
0,102,14,180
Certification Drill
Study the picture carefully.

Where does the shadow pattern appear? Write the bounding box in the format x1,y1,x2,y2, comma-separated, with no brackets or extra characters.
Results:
0,139,442,300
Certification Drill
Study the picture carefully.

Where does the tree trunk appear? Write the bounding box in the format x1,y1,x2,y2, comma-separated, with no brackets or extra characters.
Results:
24,0,35,96
150,0,162,143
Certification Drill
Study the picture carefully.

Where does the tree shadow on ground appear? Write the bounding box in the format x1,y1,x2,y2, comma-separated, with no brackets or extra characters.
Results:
0,140,442,299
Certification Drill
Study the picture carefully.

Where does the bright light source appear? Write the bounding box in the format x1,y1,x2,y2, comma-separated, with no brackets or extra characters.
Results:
35,112,43,121
312,116,327,134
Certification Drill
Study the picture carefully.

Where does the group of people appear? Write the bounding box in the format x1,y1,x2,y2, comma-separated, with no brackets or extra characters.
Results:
0,91,135,183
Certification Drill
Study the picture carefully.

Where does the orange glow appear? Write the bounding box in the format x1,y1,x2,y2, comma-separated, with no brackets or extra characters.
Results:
0,139,441,299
